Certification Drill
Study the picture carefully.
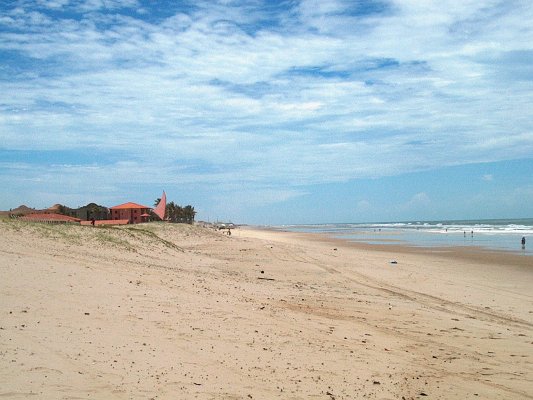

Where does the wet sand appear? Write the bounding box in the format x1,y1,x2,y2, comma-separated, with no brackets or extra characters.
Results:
0,220,532,399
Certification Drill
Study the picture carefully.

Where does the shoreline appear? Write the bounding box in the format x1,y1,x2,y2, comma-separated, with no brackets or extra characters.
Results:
1,221,532,399
259,217,533,257
257,225,533,269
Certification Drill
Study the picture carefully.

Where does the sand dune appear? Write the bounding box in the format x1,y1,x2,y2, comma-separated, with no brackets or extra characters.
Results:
0,220,531,399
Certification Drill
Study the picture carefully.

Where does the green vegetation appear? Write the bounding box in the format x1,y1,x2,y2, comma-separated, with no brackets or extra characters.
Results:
55,202,110,220
124,226,184,252
153,199,196,224
1,218,82,242
1,218,194,255
93,227,135,251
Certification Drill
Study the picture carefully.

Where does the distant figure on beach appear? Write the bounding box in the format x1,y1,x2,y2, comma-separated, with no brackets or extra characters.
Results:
522,236,526,249
464,231,466,237
91,218,95,226
471,230,474,237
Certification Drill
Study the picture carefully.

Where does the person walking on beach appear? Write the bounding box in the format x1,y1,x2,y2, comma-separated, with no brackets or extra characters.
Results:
522,236,526,249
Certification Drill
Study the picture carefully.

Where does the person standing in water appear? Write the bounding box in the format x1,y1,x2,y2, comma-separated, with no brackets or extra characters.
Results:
522,236,526,249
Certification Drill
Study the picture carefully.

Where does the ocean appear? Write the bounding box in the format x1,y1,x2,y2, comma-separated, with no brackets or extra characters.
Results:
278,218,533,255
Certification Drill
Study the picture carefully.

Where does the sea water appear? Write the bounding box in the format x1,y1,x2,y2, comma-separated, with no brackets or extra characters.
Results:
279,218,533,255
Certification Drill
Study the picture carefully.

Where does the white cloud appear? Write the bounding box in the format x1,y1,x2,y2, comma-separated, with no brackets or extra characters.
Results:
1,0,532,214
405,192,431,209
36,0,71,10
356,200,371,212
76,0,140,12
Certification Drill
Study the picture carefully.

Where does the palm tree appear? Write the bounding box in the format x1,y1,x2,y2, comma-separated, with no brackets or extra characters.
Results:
152,198,196,224
183,205,196,224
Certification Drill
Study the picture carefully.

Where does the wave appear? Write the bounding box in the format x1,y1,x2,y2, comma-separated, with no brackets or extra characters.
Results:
279,219,532,254
281,219,533,235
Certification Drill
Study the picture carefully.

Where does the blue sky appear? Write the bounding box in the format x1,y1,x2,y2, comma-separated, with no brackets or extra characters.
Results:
1,0,532,224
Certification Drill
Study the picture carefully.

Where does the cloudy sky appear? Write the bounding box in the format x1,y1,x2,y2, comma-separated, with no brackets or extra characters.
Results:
1,0,532,224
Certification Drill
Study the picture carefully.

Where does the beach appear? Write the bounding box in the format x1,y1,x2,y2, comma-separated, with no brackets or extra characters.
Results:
0,220,532,399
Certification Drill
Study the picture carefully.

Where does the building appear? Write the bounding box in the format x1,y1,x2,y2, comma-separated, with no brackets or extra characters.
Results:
80,219,129,226
109,202,152,224
19,213,81,224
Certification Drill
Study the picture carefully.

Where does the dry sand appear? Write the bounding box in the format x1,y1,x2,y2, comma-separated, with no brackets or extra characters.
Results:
0,220,531,399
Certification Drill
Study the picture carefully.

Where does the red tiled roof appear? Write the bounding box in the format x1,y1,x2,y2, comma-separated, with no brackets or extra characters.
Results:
109,202,151,210
80,219,129,226
20,213,81,223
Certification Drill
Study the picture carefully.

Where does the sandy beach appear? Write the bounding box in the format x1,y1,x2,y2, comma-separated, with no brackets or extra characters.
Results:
0,220,531,399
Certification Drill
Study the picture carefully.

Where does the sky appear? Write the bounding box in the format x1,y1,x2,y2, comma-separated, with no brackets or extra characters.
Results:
1,0,532,224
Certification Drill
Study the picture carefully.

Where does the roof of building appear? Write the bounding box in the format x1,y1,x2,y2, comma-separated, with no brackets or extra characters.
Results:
80,219,129,226
20,213,81,223
109,202,151,210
